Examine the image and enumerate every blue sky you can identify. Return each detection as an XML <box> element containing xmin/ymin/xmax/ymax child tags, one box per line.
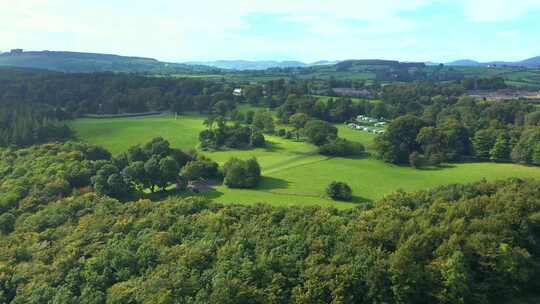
<box><xmin>1</xmin><ymin>0</ymin><xmax>540</xmax><ymax>63</ymax></box>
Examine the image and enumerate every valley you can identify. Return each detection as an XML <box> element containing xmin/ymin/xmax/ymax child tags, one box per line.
<box><xmin>72</xmin><ymin>113</ymin><xmax>540</xmax><ymax>208</ymax></box>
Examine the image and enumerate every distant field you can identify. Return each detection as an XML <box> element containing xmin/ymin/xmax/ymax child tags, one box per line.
<box><xmin>72</xmin><ymin>115</ymin><xmax>204</xmax><ymax>155</ymax></box>
<box><xmin>312</xmin><ymin>95</ymin><xmax>382</xmax><ymax>105</ymax></box>
<box><xmin>72</xmin><ymin>115</ymin><xmax>540</xmax><ymax>208</ymax></box>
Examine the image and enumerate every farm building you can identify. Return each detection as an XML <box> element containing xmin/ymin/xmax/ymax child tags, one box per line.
<box><xmin>233</xmin><ymin>88</ymin><xmax>243</xmax><ymax>96</ymax></box>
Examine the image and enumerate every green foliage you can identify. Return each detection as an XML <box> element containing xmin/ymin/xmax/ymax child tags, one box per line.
<box><xmin>375</xmin><ymin>115</ymin><xmax>426</xmax><ymax>164</ymax></box>
<box><xmin>490</xmin><ymin>133</ymin><xmax>512</xmax><ymax>161</ymax></box>
<box><xmin>512</xmin><ymin>128</ymin><xmax>540</xmax><ymax>164</ymax></box>
<box><xmin>0</xmin><ymin>212</ymin><xmax>15</xmax><ymax>234</ymax></box>
<box><xmin>0</xmin><ymin>71</ymin><xmax>215</xmax><ymax>115</ymax></box>
<box><xmin>525</xmin><ymin>111</ymin><xmax>540</xmax><ymax>126</ymax></box>
<box><xmin>462</xmin><ymin>77</ymin><xmax>507</xmax><ymax>90</ymax></box>
<box><xmin>0</xmin><ymin>104</ymin><xmax>73</xmax><ymax>147</ymax></box>
<box><xmin>303</xmin><ymin>119</ymin><xmax>338</xmax><ymax>146</ymax></box>
<box><xmin>473</xmin><ymin>129</ymin><xmax>497</xmax><ymax>158</ymax></box>
<box><xmin>244</xmin><ymin>110</ymin><xmax>255</xmax><ymax>124</ymax></box>
<box><xmin>438</xmin><ymin>118</ymin><xmax>471</xmax><ymax>161</ymax></box>
<box><xmin>91</xmin><ymin>164</ymin><xmax>131</xmax><ymax>198</ymax></box>
<box><xmin>223</xmin><ymin>157</ymin><xmax>261</xmax><ymax>188</ymax></box>
<box><xmin>416</xmin><ymin>126</ymin><xmax>445</xmax><ymax>162</ymax></box>
<box><xmin>533</xmin><ymin>142</ymin><xmax>540</xmax><ymax>165</ymax></box>
<box><xmin>289</xmin><ymin>112</ymin><xmax>311</xmax><ymax>140</ymax></box>
<box><xmin>199</xmin><ymin>121</ymin><xmax>265</xmax><ymax>150</ymax></box>
<box><xmin>252</xmin><ymin>110</ymin><xmax>275</xmax><ymax>134</ymax></box>
<box><xmin>181</xmin><ymin>157</ymin><xmax>219</xmax><ymax>181</ymax></box>
<box><xmin>409</xmin><ymin>151</ymin><xmax>422</xmax><ymax>168</ymax></box>
<box><xmin>326</xmin><ymin>181</ymin><xmax>353</xmax><ymax>201</ymax></box>
<box><xmin>250</xmin><ymin>131</ymin><xmax>266</xmax><ymax>148</ymax></box>
<box><xmin>0</xmin><ymin>141</ymin><xmax>540</xmax><ymax>303</ymax></box>
<box><xmin>117</xmin><ymin>137</ymin><xmax>192</xmax><ymax>193</ymax></box>
<box><xmin>319</xmin><ymin>138</ymin><xmax>365</xmax><ymax>157</ymax></box>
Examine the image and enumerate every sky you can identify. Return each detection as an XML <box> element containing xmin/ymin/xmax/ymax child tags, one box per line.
<box><xmin>1</xmin><ymin>0</ymin><xmax>540</xmax><ymax>63</ymax></box>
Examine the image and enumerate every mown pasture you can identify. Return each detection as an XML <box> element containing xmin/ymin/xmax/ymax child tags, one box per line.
<box><xmin>72</xmin><ymin>114</ymin><xmax>540</xmax><ymax>208</ymax></box>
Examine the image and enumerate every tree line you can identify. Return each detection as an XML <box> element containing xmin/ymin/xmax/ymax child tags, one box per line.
<box><xmin>375</xmin><ymin>92</ymin><xmax>540</xmax><ymax>166</ymax></box>
<box><xmin>0</xmin><ymin>104</ymin><xmax>73</xmax><ymax>147</ymax></box>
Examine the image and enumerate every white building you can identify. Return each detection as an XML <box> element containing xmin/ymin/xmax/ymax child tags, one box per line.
<box><xmin>233</xmin><ymin>88</ymin><xmax>243</xmax><ymax>96</ymax></box>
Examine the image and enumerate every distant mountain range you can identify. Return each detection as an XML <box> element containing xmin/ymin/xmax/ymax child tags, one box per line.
<box><xmin>446</xmin><ymin>56</ymin><xmax>540</xmax><ymax>68</ymax></box>
<box><xmin>183</xmin><ymin>60</ymin><xmax>339</xmax><ymax>70</ymax></box>
<box><xmin>0</xmin><ymin>50</ymin><xmax>215</xmax><ymax>73</ymax></box>
<box><xmin>1</xmin><ymin>49</ymin><xmax>539</xmax><ymax>73</ymax></box>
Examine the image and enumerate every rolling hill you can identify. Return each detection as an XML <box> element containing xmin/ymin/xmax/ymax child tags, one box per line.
<box><xmin>447</xmin><ymin>56</ymin><xmax>540</xmax><ymax>68</ymax></box>
<box><xmin>184</xmin><ymin>59</ymin><xmax>339</xmax><ymax>70</ymax></box>
<box><xmin>0</xmin><ymin>50</ymin><xmax>217</xmax><ymax>74</ymax></box>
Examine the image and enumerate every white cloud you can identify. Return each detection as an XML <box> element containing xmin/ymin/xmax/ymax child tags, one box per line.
<box><xmin>497</xmin><ymin>30</ymin><xmax>519</xmax><ymax>38</ymax></box>
<box><xmin>460</xmin><ymin>0</ymin><xmax>540</xmax><ymax>22</ymax></box>
<box><xmin>0</xmin><ymin>0</ymin><xmax>435</xmax><ymax>59</ymax></box>
<box><xmin>0</xmin><ymin>0</ymin><xmax>539</xmax><ymax>61</ymax></box>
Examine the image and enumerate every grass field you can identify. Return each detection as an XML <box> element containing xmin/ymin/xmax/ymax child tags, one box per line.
<box><xmin>72</xmin><ymin>115</ymin><xmax>204</xmax><ymax>155</ymax></box>
<box><xmin>71</xmin><ymin>115</ymin><xmax>540</xmax><ymax>209</ymax></box>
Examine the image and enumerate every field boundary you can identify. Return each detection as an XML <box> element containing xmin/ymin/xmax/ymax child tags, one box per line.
<box><xmin>80</xmin><ymin>111</ymin><xmax>166</xmax><ymax>119</ymax></box>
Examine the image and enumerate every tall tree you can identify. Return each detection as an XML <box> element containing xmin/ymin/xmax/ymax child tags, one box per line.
<box><xmin>490</xmin><ymin>133</ymin><xmax>511</xmax><ymax>161</ymax></box>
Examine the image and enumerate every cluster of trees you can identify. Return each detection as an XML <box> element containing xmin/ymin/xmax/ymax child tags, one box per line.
<box><xmin>319</xmin><ymin>138</ymin><xmax>365</xmax><ymax>157</ymax></box>
<box><xmin>375</xmin><ymin>95</ymin><xmax>540</xmax><ymax>167</ymax></box>
<box><xmin>276</xmin><ymin>94</ymin><xmax>386</xmax><ymax>123</ymax></box>
<box><xmin>0</xmin><ymin>104</ymin><xmax>73</xmax><ymax>147</ymax></box>
<box><xmin>199</xmin><ymin>118</ymin><xmax>266</xmax><ymax>150</ymax></box>
<box><xmin>107</xmin><ymin>137</ymin><xmax>192</xmax><ymax>194</ymax></box>
<box><xmin>282</xmin><ymin>113</ymin><xmax>365</xmax><ymax>157</ymax></box>
<box><xmin>0</xmin><ymin>138</ymin><xmax>221</xmax><ymax>209</ymax></box>
<box><xmin>111</xmin><ymin>137</ymin><xmax>221</xmax><ymax>196</ymax></box>
<box><xmin>462</xmin><ymin>77</ymin><xmax>507</xmax><ymax>90</ymax></box>
<box><xmin>470</xmin><ymin>110</ymin><xmax>540</xmax><ymax>165</ymax></box>
<box><xmin>250</xmin><ymin>110</ymin><xmax>275</xmax><ymax>133</ymax></box>
<box><xmin>223</xmin><ymin>157</ymin><xmax>261</xmax><ymax>188</ymax></box>
<box><xmin>381</xmin><ymin>82</ymin><xmax>464</xmax><ymax>117</ymax></box>
<box><xmin>1</xmin><ymin>145</ymin><xmax>539</xmax><ymax>304</ymax></box>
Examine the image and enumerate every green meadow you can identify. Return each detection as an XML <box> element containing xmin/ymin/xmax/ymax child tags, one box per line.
<box><xmin>71</xmin><ymin>115</ymin><xmax>540</xmax><ymax>209</ymax></box>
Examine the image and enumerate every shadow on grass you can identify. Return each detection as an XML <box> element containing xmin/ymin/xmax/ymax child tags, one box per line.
<box><xmin>202</xmin><ymin>188</ymin><xmax>225</xmax><ymax>200</ymax></box>
<box><xmin>351</xmin><ymin>195</ymin><xmax>373</xmax><ymax>204</ymax></box>
<box><xmin>416</xmin><ymin>164</ymin><xmax>456</xmax><ymax>171</ymax></box>
<box><xmin>145</xmin><ymin>183</ymin><xmax>225</xmax><ymax>201</ymax></box>
<box><xmin>339</xmin><ymin>153</ymin><xmax>371</xmax><ymax>161</ymax></box>
<box><xmin>145</xmin><ymin>188</ymin><xmax>188</xmax><ymax>201</ymax></box>
<box><xmin>263</xmin><ymin>141</ymin><xmax>285</xmax><ymax>152</ymax></box>
<box><xmin>257</xmin><ymin>176</ymin><xmax>291</xmax><ymax>191</ymax></box>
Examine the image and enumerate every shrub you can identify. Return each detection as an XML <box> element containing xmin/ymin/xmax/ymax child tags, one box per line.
<box><xmin>319</xmin><ymin>138</ymin><xmax>365</xmax><ymax>157</ymax></box>
<box><xmin>181</xmin><ymin>158</ymin><xmax>219</xmax><ymax>181</ymax></box>
<box><xmin>223</xmin><ymin>158</ymin><xmax>261</xmax><ymax>188</ymax></box>
<box><xmin>326</xmin><ymin>181</ymin><xmax>353</xmax><ymax>201</ymax></box>
<box><xmin>0</xmin><ymin>212</ymin><xmax>16</xmax><ymax>234</ymax></box>
<box><xmin>303</xmin><ymin>120</ymin><xmax>338</xmax><ymax>146</ymax></box>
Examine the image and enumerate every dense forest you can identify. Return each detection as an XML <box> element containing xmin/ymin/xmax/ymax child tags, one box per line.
<box><xmin>0</xmin><ymin>142</ymin><xmax>539</xmax><ymax>303</ymax></box>
<box><xmin>0</xmin><ymin>71</ymin><xmax>214</xmax><ymax>115</ymax></box>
